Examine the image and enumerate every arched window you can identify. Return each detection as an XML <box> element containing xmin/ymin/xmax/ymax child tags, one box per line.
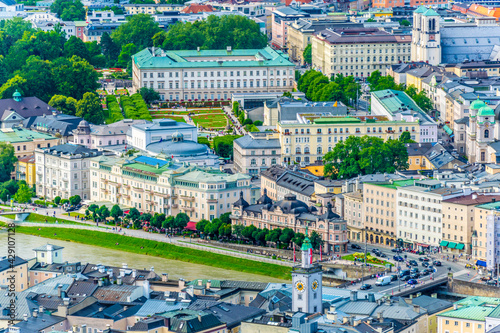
<box><xmin>304</xmin><ymin>146</ymin><xmax>310</xmax><ymax>154</ymax></box>
<box><xmin>296</xmin><ymin>147</ymin><xmax>301</xmax><ymax>154</ymax></box>
<box><xmin>485</xmin><ymin>129</ymin><xmax>489</xmax><ymax>138</ymax></box>
<box><xmin>317</xmin><ymin>146</ymin><xmax>322</xmax><ymax>154</ymax></box>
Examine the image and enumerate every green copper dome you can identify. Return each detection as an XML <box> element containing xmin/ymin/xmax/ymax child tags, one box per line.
<box><xmin>470</xmin><ymin>99</ymin><xmax>486</xmax><ymax>110</ymax></box>
<box><xmin>12</xmin><ymin>89</ymin><xmax>21</xmax><ymax>102</ymax></box>
<box><xmin>414</xmin><ymin>6</ymin><xmax>427</xmax><ymax>13</ymax></box>
<box><xmin>301</xmin><ymin>227</ymin><xmax>313</xmax><ymax>251</ymax></box>
<box><xmin>478</xmin><ymin>105</ymin><xmax>495</xmax><ymax>117</ymax></box>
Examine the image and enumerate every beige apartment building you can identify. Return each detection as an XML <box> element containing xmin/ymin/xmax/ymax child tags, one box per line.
<box><xmin>233</xmin><ymin>132</ymin><xmax>281</xmax><ymax>175</ymax></box>
<box><xmin>312</xmin><ymin>28</ymin><xmax>411</xmax><ymax>78</ymax></box>
<box><xmin>277</xmin><ymin>114</ymin><xmax>420</xmax><ymax>164</ymax></box>
<box><xmin>0</xmin><ymin>257</ymin><xmax>28</xmax><ymax>292</ymax></box>
<box><xmin>343</xmin><ymin>190</ymin><xmax>364</xmax><ymax>242</ymax></box>
<box><xmin>90</xmin><ymin>155</ymin><xmax>251</xmax><ymax>222</ymax></box>
<box><xmin>472</xmin><ymin>199</ymin><xmax>500</xmax><ymax>262</ymax></box>
<box><xmin>0</xmin><ymin>127</ymin><xmax>59</xmax><ymax>159</ymax></box>
<box><xmin>123</xmin><ymin>3</ymin><xmax>183</xmax><ymax>14</ymax></box>
<box><xmin>132</xmin><ymin>46</ymin><xmax>294</xmax><ymax>101</ymax></box>
<box><xmin>362</xmin><ymin>181</ymin><xmax>411</xmax><ymax>247</ymax></box>
<box><xmin>441</xmin><ymin>194</ymin><xmax>500</xmax><ymax>256</ymax></box>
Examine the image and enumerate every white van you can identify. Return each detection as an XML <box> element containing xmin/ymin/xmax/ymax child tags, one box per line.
<box><xmin>375</xmin><ymin>276</ymin><xmax>391</xmax><ymax>286</ymax></box>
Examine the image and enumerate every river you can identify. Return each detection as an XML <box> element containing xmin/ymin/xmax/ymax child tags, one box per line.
<box><xmin>0</xmin><ymin>232</ymin><xmax>287</xmax><ymax>283</ymax></box>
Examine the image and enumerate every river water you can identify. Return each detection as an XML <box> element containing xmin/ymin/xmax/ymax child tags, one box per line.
<box><xmin>0</xmin><ymin>232</ymin><xmax>287</xmax><ymax>283</ymax></box>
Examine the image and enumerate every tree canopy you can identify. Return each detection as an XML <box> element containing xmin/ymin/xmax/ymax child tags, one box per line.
<box><xmin>50</xmin><ymin>0</ymin><xmax>85</xmax><ymax>21</ymax></box>
<box><xmin>323</xmin><ymin>135</ymin><xmax>409</xmax><ymax>179</ymax></box>
<box><xmin>213</xmin><ymin>135</ymin><xmax>242</xmax><ymax>159</ymax></box>
<box><xmin>0</xmin><ymin>143</ymin><xmax>16</xmax><ymax>182</ymax></box>
<box><xmin>154</xmin><ymin>15</ymin><xmax>267</xmax><ymax>50</ymax></box>
<box><xmin>112</xmin><ymin>14</ymin><xmax>161</xmax><ymax>50</ymax></box>
<box><xmin>297</xmin><ymin>70</ymin><xmax>360</xmax><ymax>106</ymax></box>
<box><xmin>76</xmin><ymin>92</ymin><xmax>105</xmax><ymax>124</ymax></box>
<box><xmin>303</xmin><ymin>44</ymin><xmax>312</xmax><ymax>64</ymax></box>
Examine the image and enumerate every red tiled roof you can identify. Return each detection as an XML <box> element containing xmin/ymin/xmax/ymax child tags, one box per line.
<box><xmin>181</xmin><ymin>4</ymin><xmax>214</xmax><ymax>13</ymax></box>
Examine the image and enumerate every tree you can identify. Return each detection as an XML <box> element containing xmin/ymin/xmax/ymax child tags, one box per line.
<box><xmin>213</xmin><ymin>135</ymin><xmax>242</xmax><ymax>159</ymax></box>
<box><xmin>0</xmin><ymin>75</ymin><xmax>27</xmax><ymax>100</ymax></box>
<box><xmin>116</xmin><ymin>43</ymin><xmax>136</xmax><ymax>69</ymax></box>
<box><xmin>49</xmin><ymin>95</ymin><xmax>78</xmax><ymax>115</ymax></box>
<box><xmin>253</xmin><ymin>120</ymin><xmax>263</xmax><ymax>126</ymax></box>
<box><xmin>52</xmin><ymin>56</ymin><xmax>99</xmax><ymax>100</ymax></box>
<box><xmin>412</xmin><ymin>90</ymin><xmax>433</xmax><ymax>113</ymax></box>
<box><xmin>309</xmin><ymin>231</ymin><xmax>324</xmax><ymax>250</ymax></box>
<box><xmin>76</xmin><ymin>92</ymin><xmax>105</xmax><ymax>125</ymax></box>
<box><xmin>139</xmin><ymin>87</ymin><xmax>160</xmax><ymax>104</ymax></box>
<box><xmin>399</xmin><ymin>131</ymin><xmax>415</xmax><ymax>144</ymax></box>
<box><xmin>219</xmin><ymin>223</ymin><xmax>232</xmax><ymax>238</ymax></box>
<box><xmin>13</xmin><ymin>184</ymin><xmax>33</xmax><ymax>204</ymax></box>
<box><xmin>303</xmin><ymin>44</ymin><xmax>312</xmax><ymax>64</ymax></box>
<box><xmin>323</xmin><ymin>135</ymin><xmax>409</xmax><ymax>179</ymax></box>
<box><xmin>366</xmin><ymin>70</ymin><xmax>404</xmax><ymax>92</ymax></box>
<box><xmin>196</xmin><ymin>219</ymin><xmax>210</xmax><ymax>234</ymax></box>
<box><xmin>141</xmin><ymin>213</ymin><xmax>152</xmax><ymax>222</ymax></box>
<box><xmin>100</xmin><ymin>32</ymin><xmax>120</xmax><ymax>68</ymax></box>
<box><xmin>150</xmin><ymin>213</ymin><xmax>165</xmax><ymax>229</ymax></box>
<box><xmin>242</xmin><ymin>225</ymin><xmax>257</xmax><ymax>243</ymax></box>
<box><xmin>198</xmin><ymin>136</ymin><xmax>210</xmax><ymax>147</ymax></box>
<box><xmin>64</xmin><ymin>36</ymin><xmax>89</xmax><ymax>60</ymax></box>
<box><xmin>127</xmin><ymin>207</ymin><xmax>141</xmax><ymax>226</ymax></box>
<box><xmin>233</xmin><ymin>224</ymin><xmax>244</xmax><ymax>242</ymax></box>
<box><xmin>112</xmin><ymin>14</ymin><xmax>161</xmax><ymax>50</ymax></box>
<box><xmin>174</xmin><ymin>212</ymin><xmax>189</xmax><ymax>232</ymax></box>
<box><xmin>400</xmin><ymin>19</ymin><xmax>411</xmax><ymax>26</ymax></box>
<box><xmin>162</xmin><ymin>215</ymin><xmax>175</xmax><ymax>231</ymax></box>
<box><xmin>69</xmin><ymin>195</ymin><xmax>81</xmax><ymax>206</ymax></box>
<box><xmin>279</xmin><ymin>228</ymin><xmax>295</xmax><ymax>248</ymax></box>
<box><xmin>232</xmin><ymin>101</ymin><xmax>239</xmax><ymax>115</ymax></box>
<box><xmin>0</xmin><ymin>189</ymin><xmax>9</xmax><ymax>203</ymax></box>
<box><xmin>159</xmin><ymin>15</ymin><xmax>266</xmax><ymax>51</ymax></box>
<box><xmin>54</xmin><ymin>196</ymin><xmax>61</xmax><ymax>205</ymax></box>
<box><xmin>254</xmin><ymin>228</ymin><xmax>269</xmax><ymax>246</ymax></box>
<box><xmin>0</xmin><ymin>143</ymin><xmax>16</xmax><ymax>182</ymax></box>
<box><xmin>17</xmin><ymin>57</ymin><xmax>57</xmax><ymax>102</ymax></box>
<box><xmin>266</xmin><ymin>228</ymin><xmax>282</xmax><ymax>247</ymax></box>
<box><xmin>51</xmin><ymin>0</ymin><xmax>85</xmax><ymax>20</ymax></box>
<box><xmin>98</xmin><ymin>205</ymin><xmax>110</xmax><ymax>221</ymax></box>
<box><xmin>292</xmin><ymin>232</ymin><xmax>305</xmax><ymax>248</ymax></box>
<box><xmin>110</xmin><ymin>204</ymin><xmax>123</xmax><ymax>223</ymax></box>
<box><xmin>366</xmin><ymin>18</ymin><xmax>375</xmax><ymax>22</ymax></box>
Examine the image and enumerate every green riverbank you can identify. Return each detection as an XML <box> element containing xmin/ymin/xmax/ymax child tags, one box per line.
<box><xmin>16</xmin><ymin>226</ymin><xmax>292</xmax><ymax>280</ymax></box>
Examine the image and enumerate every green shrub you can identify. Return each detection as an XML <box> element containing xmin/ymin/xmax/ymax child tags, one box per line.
<box><xmin>106</xmin><ymin>95</ymin><xmax>124</xmax><ymax>123</ymax></box>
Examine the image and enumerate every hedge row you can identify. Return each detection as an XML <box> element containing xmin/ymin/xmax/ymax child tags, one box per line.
<box><xmin>106</xmin><ymin>95</ymin><xmax>124</xmax><ymax>123</ymax></box>
<box><xmin>130</xmin><ymin>93</ymin><xmax>152</xmax><ymax>121</ymax></box>
<box><xmin>120</xmin><ymin>95</ymin><xmax>136</xmax><ymax>119</ymax></box>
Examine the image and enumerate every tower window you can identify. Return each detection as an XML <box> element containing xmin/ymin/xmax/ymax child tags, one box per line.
<box><xmin>485</xmin><ymin>130</ymin><xmax>489</xmax><ymax>138</ymax></box>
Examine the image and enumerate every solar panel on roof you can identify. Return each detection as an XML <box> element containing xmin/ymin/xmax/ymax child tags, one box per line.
<box><xmin>134</xmin><ymin>156</ymin><xmax>168</xmax><ymax>168</ymax></box>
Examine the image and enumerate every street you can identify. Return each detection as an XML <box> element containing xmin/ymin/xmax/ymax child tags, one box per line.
<box><xmin>342</xmin><ymin>241</ymin><xmax>470</xmax><ymax>294</ymax></box>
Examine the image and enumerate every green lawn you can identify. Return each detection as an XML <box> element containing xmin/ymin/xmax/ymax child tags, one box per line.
<box><xmin>16</xmin><ymin>227</ymin><xmax>292</xmax><ymax>280</ymax></box>
<box><xmin>342</xmin><ymin>253</ymin><xmax>393</xmax><ymax>267</ymax></box>
<box><xmin>151</xmin><ymin>115</ymin><xmax>186</xmax><ymax>123</ymax></box>
<box><xmin>191</xmin><ymin>114</ymin><xmax>228</xmax><ymax>128</ymax></box>
<box><xmin>3</xmin><ymin>213</ymin><xmax>86</xmax><ymax>226</ymax></box>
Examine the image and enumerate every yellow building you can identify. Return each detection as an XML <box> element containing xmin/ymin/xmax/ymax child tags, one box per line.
<box><xmin>16</xmin><ymin>155</ymin><xmax>36</xmax><ymax>186</ymax></box>
<box><xmin>445</xmin><ymin>61</ymin><xmax>500</xmax><ymax>77</ymax></box>
<box><xmin>437</xmin><ymin>296</ymin><xmax>500</xmax><ymax>333</ymax></box>
<box><xmin>411</xmin><ymin>295</ymin><xmax>453</xmax><ymax>333</ymax></box>
<box><xmin>0</xmin><ymin>257</ymin><xmax>29</xmax><ymax>292</ymax></box>
<box><xmin>311</xmin><ymin>27</ymin><xmax>411</xmax><ymax>78</ymax></box>
<box><xmin>405</xmin><ymin>142</ymin><xmax>466</xmax><ymax>171</ymax></box>
<box><xmin>277</xmin><ymin>115</ymin><xmax>419</xmax><ymax>164</ymax></box>
<box><xmin>343</xmin><ymin>190</ymin><xmax>364</xmax><ymax>241</ymax></box>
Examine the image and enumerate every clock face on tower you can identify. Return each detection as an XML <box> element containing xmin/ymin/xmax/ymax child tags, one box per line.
<box><xmin>295</xmin><ymin>281</ymin><xmax>305</xmax><ymax>293</ymax></box>
<box><xmin>312</xmin><ymin>280</ymin><xmax>319</xmax><ymax>291</ymax></box>
<box><xmin>429</xmin><ymin>34</ymin><xmax>435</xmax><ymax>41</ymax></box>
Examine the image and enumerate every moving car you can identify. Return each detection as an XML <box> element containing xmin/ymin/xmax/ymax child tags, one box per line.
<box><xmin>487</xmin><ymin>280</ymin><xmax>498</xmax><ymax>286</ymax></box>
<box><xmin>407</xmin><ymin>279</ymin><xmax>418</xmax><ymax>285</ymax></box>
<box><xmin>433</xmin><ymin>260</ymin><xmax>442</xmax><ymax>266</ymax></box>
<box><xmin>375</xmin><ymin>276</ymin><xmax>392</xmax><ymax>286</ymax></box>
<box><xmin>351</xmin><ymin>244</ymin><xmax>361</xmax><ymax>250</ymax></box>
<box><xmin>390</xmin><ymin>274</ymin><xmax>398</xmax><ymax>281</ymax></box>
<box><xmin>481</xmin><ymin>276</ymin><xmax>492</xmax><ymax>282</ymax></box>
<box><xmin>410</xmin><ymin>273</ymin><xmax>420</xmax><ymax>279</ymax></box>
<box><xmin>393</xmin><ymin>256</ymin><xmax>404</xmax><ymax>262</ymax></box>
<box><xmin>409</xmin><ymin>260</ymin><xmax>418</xmax><ymax>266</ymax></box>
<box><xmin>360</xmin><ymin>284</ymin><xmax>372</xmax><ymax>290</ymax></box>
<box><xmin>400</xmin><ymin>275</ymin><xmax>411</xmax><ymax>281</ymax></box>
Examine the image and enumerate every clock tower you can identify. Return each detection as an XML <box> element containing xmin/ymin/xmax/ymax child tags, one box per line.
<box><xmin>292</xmin><ymin>228</ymin><xmax>323</xmax><ymax>314</ymax></box>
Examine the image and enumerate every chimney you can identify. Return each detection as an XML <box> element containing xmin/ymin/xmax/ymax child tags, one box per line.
<box><xmin>179</xmin><ymin>292</ymin><xmax>186</xmax><ymax>300</ymax></box>
<box><xmin>197</xmin><ymin>46</ymin><xmax>200</xmax><ymax>52</ymax></box>
<box><xmin>63</xmin><ymin>298</ymin><xmax>70</xmax><ymax>306</ymax></box>
<box><xmin>413</xmin><ymin>305</ymin><xmax>420</xmax><ymax>313</ymax></box>
<box><xmin>350</xmin><ymin>290</ymin><xmax>358</xmax><ymax>302</ymax></box>
<box><xmin>126</xmin><ymin>296</ymin><xmax>131</xmax><ymax>303</ymax></box>
<box><xmin>38</xmin><ymin>306</ymin><xmax>44</xmax><ymax>314</ymax></box>
<box><xmin>349</xmin><ymin>316</ymin><xmax>355</xmax><ymax>326</ymax></box>
<box><xmin>431</xmin><ymin>293</ymin><xmax>438</xmax><ymax>298</ymax></box>
<box><xmin>122</xmin><ymin>263</ymin><xmax>128</xmax><ymax>269</ymax></box>
<box><xmin>454</xmin><ymin>304</ymin><xmax>457</xmax><ymax>310</ymax></box>
<box><xmin>82</xmin><ymin>324</ymin><xmax>87</xmax><ymax>333</ymax></box>
<box><xmin>143</xmin><ymin>280</ymin><xmax>150</xmax><ymax>299</ymax></box>
<box><xmin>57</xmin><ymin>285</ymin><xmax>62</xmax><ymax>297</ymax></box>
<box><xmin>493</xmin><ymin>198</ymin><xmax>496</xmax><ymax>203</ymax></box>
<box><xmin>377</xmin><ymin>311</ymin><xmax>383</xmax><ymax>321</ymax></box>
<box><xmin>198</xmin><ymin>313</ymin><xmax>202</xmax><ymax>322</ymax></box>
<box><xmin>206</xmin><ymin>280</ymin><xmax>211</xmax><ymax>290</ymax></box>
<box><xmin>32</xmin><ymin>310</ymin><xmax>38</xmax><ymax>318</ymax></box>
<box><xmin>227</xmin><ymin>46</ymin><xmax>232</xmax><ymax>53</ymax></box>
<box><xmin>330</xmin><ymin>305</ymin><xmax>336</xmax><ymax>312</ymax></box>
<box><xmin>164</xmin><ymin>291</ymin><xmax>171</xmax><ymax>298</ymax></box>
<box><xmin>326</xmin><ymin>311</ymin><xmax>338</xmax><ymax>322</ymax></box>
<box><xmin>150</xmin><ymin>266</ymin><xmax>154</xmax><ymax>272</ymax></box>
<box><xmin>23</xmin><ymin>314</ymin><xmax>28</xmax><ymax>322</ymax></box>
<box><xmin>179</xmin><ymin>278</ymin><xmax>185</xmax><ymax>289</ymax></box>
<box><xmin>132</xmin><ymin>270</ymin><xmax>137</xmax><ymax>278</ymax></box>
<box><xmin>161</xmin><ymin>273</ymin><xmax>168</xmax><ymax>282</ymax></box>
<box><xmin>98</xmin><ymin>279</ymin><xmax>103</xmax><ymax>287</ymax></box>
<box><xmin>98</xmin><ymin>266</ymin><xmax>105</xmax><ymax>274</ymax></box>
<box><xmin>472</xmin><ymin>194</ymin><xmax>477</xmax><ymax>200</ymax></box>
<box><xmin>117</xmin><ymin>277</ymin><xmax>122</xmax><ymax>285</ymax></box>
<box><xmin>198</xmin><ymin>279</ymin><xmax>203</xmax><ymax>286</ymax></box>
<box><xmin>368</xmin><ymin>293</ymin><xmax>375</xmax><ymax>303</ymax></box>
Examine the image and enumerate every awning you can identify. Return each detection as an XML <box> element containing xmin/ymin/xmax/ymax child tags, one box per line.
<box><xmin>456</xmin><ymin>243</ymin><xmax>465</xmax><ymax>250</ymax></box>
<box><xmin>440</xmin><ymin>240</ymin><xmax>449</xmax><ymax>247</ymax></box>
<box><xmin>448</xmin><ymin>242</ymin><xmax>457</xmax><ymax>249</ymax></box>
<box><xmin>416</xmin><ymin>243</ymin><xmax>430</xmax><ymax>247</ymax></box>
<box><xmin>477</xmin><ymin>260</ymin><xmax>487</xmax><ymax>267</ymax></box>
<box><xmin>184</xmin><ymin>221</ymin><xmax>197</xmax><ymax>231</ymax></box>
<box><xmin>443</xmin><ymin>125</ymin><xmax>453</xmax><ymax>136</ymax></box>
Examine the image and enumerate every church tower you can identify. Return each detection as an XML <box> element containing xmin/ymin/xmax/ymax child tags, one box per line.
<box><xmin>411</xmin><ymin>7</ymin><xmax>441</xmax><ymax>65</ymax></box>
<box><xmin>292</xmin><ymin>229</ymin><xmax>323</xmax><ymax>314</ymax></box>
<box><xmin>476</xmin><ymin>104</ymin><xmax>496</xmax><ymax>163</ymax></box>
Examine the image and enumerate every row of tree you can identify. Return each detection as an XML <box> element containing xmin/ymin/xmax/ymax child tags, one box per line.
<box><xmin>49</xmin><ymin>92</ymin><xmax>105</xmax><ymax>125</ymax></box>
<box><xmin>297</xmin><ymin>70</ymin><xmax>361</xmax><ymax>106</ymax></box>
<box><xmin>323</xmin><ymin>134</ymin><xmax>411</xmax><ymax>180</ymax></box>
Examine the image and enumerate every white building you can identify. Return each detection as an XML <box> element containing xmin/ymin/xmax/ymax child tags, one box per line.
<box><xmin>90</xmin><ymin>155</ymin><xmax>251</xmax><ymax>221</ymax></box>
<box><xmin>233</xmin><ymin>132</ymin><xmax>281</xmax><ymax>175</ymax></box>
<box><xmin>0</xmin><ymin>0</ymin><xmax>25</xmax><ymax>19</ymax></box>
<box><xmin>128</xmin><ymin>119</ymin><xmax>197</xmax><ymax>151</ymax></box>
<box><xmin>396</xmin><ymin>180</ymin><xmax>468</xmax><ymax>251</ymax></box>
<box><xmin>131</xmin><ymin>46</ymin><xmax>295</xmax><ymax>101</ymax></box>
<box><xmin>486</xmin><ymin>214</ymin><xmax>500</xmax><ymax>272</ymax></box>
<box><xmin>35</xmin><ymin>144</ymin><xmax>102</xmax><ymax>201</ymax></box>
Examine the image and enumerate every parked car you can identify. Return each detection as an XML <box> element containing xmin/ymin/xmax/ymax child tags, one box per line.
<box><xmin>400</xmin><ymin>275</ymin><xmax>411</xmax><ymax>281</ymax></box>
<box><xmin>420</xmin><ymin>269</ymin><xmax>431</xmax><ymax>276</ymax></box>
<box><xmin>481</xmin><ymin>276</ymin><xmax>492</xmax><ymax>282</ymax></box>
<box><xmin>433</xmin><ymin>260</ymin><xmax>442</xmax><ymax>266</ymax></box>
<box><xmin>351</xmin><ymin>244</ymin><xmax>361</xmax><ymax>250</ymax></box>
<box><xmin>393</xmin><ymin>256</ymin><xmax>404</xmax><ymax>262</ymax></box>
<box><xmin>407</xmin><ymin>279</ymin><xmax>418</xmax><ymax>285</ymax></box>
<box><xmin>410</xmin><ymin>267</ymin><xmax>419</xmax><ymax>274</ymax></box>
<box><xmin>419</xmin><ymin>257</ymin><xmax>425</xmax><ymax>262</ymax></box>
<box><xmin>390</xmin><ymin>274</ymin><xmax>399</xmax><ymax>281</ymax></box>
<box><xmin>422</xmin><ymin>258</ymin><xmax>430</xmax><ymax>262</ymax></box>
<box><xmin>399</xmin><ymin>269</ymin><xmax>410</xmax><ymax>277</ymax></box>
<box><xmin>465</xmin><ymin>263</ymin><xmax>475</xmax><ymax>269</ymax></box>
<box><xmin>409</xmin><ymin>260</ymin><xmax>418</xmax><ymax>267</ymax></box>
<box><xmin>410</xmin><ymin>273</ymin><xmax>420</xmax><ymax>279</ymax></box>
<box><xmin>422</xmin><ymin>262</ymin><xmax>429</xmax><ymax>267</ymax></box>
<box><xmin>379</xmin><ymin>253</ymin><xmax>387</xmax><ymax>258</ymax></box>
<box><xmin>360</xmin><ymin>284</ymin><xmax>372</xmax><ymax>290</ymax></box>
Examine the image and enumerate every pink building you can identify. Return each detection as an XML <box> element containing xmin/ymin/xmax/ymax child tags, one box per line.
<box><xmin>271</xmin><ymin>7</ymin><xmax>308</xmax><ymax>49</ymax></box>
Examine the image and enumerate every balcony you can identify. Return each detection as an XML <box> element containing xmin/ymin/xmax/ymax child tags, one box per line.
<box><xmin>181</xmin><ymin>195</ymin><xmax>195</xmax><ymax>202</ymax></box>
<box><xmin>181</xmin><ymin>206</ymin><xmax>195</xmax><ymax>212</ymax></box>
<box><xmin>102</xmin><ymin>178</ymin><xmax>108</xmax><ymax>183</ymax></box>
<box><xmin>157</xmin><ymin>193</ymin><xmax>171</xmax><ymax>199</ymax></box>
<box><xmin>207</xmin><ymin>198</ymin><xmax>217</xmax><ymax>203</ymax></box>
<box><xmin>171</xmin><ymin>204</ymin><xmax>178</xmax><ymax>209</ymax></box>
